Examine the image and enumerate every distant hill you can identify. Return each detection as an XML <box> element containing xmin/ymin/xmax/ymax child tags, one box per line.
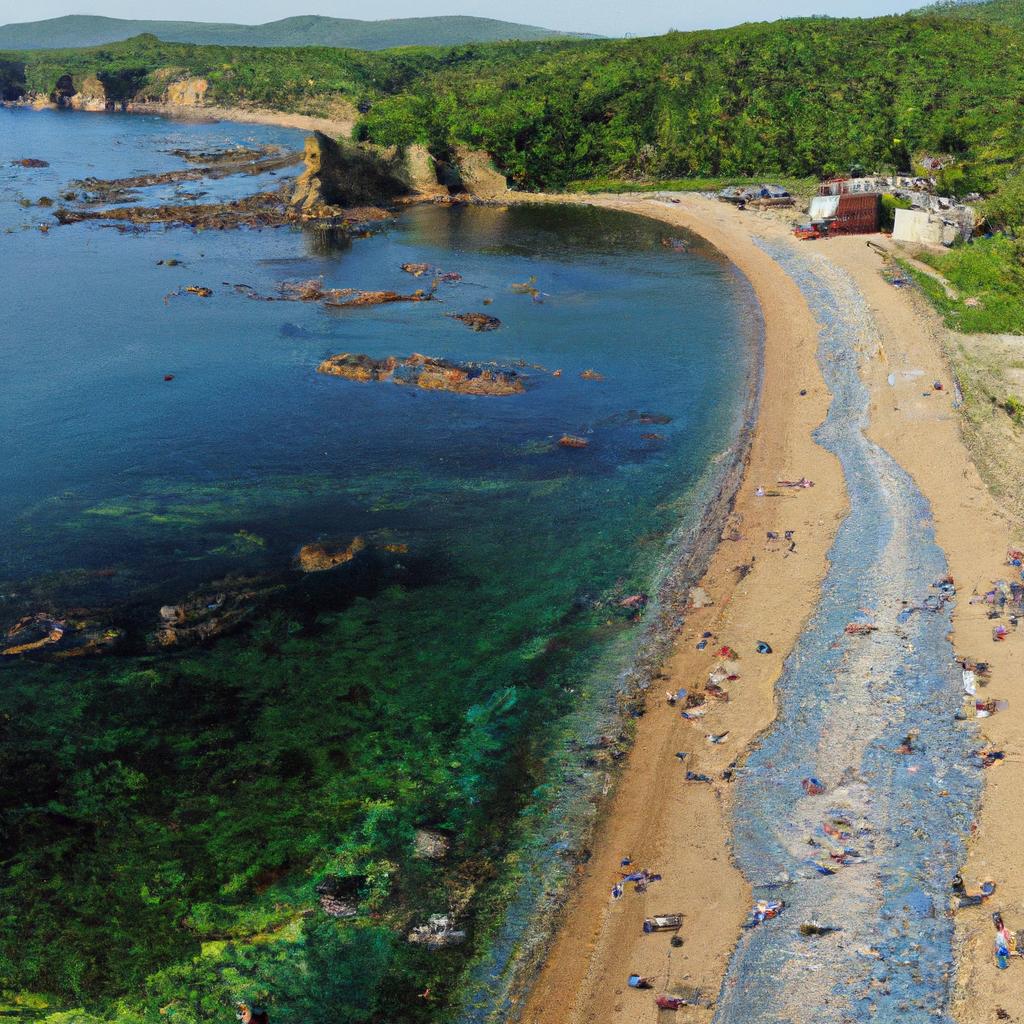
<box><xmin>0</xmin><ymin>14</ymin><xmax>596</xmax><ymax>51</ymax></box>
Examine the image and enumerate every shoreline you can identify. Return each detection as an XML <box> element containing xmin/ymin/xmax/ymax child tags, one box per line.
<box><xmin>457</xmin><ymin>232</ymin><xmax>767</xmax><ymax>1022</ymax></box>
<box><xmin>516</xmin><ymin>193</ymin><xmax>848</xmax><ymax>1024</ymax></box>
<box><xmin>7</xmin><ymin>98</ymin><xmax>1016</xmax><ymax>1018</ymax></box>
<box><xmin>4</xmin><ymin>98</ymin><xmax>355</xmax><ymax>139</ymax></box>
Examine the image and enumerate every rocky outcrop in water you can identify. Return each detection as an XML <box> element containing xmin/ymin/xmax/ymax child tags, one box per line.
<box><xmin>296</xmin><ymin>536</ymin><xmax>366</xmax><ymax>573</ymax></box>
<box><xmin>1</xmin><ymin>611</ymin><xmax>122</xmax><ymax>659</ymax></box>
<box><xmin>449</xmin><ymin>312</ymin><xmax>501</xmax><ymax>332</ymax></box>
<box><xmin>290</xmin><ymin>131</ymin><xmax>410</xmax><ymax>215</ymax></box>
<box><xmin>317</xmin><ymin>352</ymin><xmax>524</xmax><ymax>395</ymax></box>
<box><xmin>151</xmin><ymin>576</ymin><xmax>283</xmax><ymax>648</ymax></box>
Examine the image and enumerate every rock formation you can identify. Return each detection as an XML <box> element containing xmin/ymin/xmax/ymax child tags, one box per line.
<box><xmin>290</xmin><ymin>131</ymin><xmax>410</xmax><ymax>214</ymax></box>
<box><xmin>317</xmin><ymin>352</ymin><xmax>524</xmax><ymax>395</ymax></box>
<box><xmin>296</xmin><ymin>536</ymin><xmax>366</xmax><ymax>573</ymax></box>
<box><xmin>448</xmin><ymin>312</ymin><xmax>501</xmax><ymax>331</ymax></box>
<box><xmin>150</xmin><ymin>576</ymin><xmax>282</xmax><ymax>648</ymax></box>
<box><xmin>1</xmin><ymin>611</ymin><xmax>122</xmax><ymax>659</ymax></box>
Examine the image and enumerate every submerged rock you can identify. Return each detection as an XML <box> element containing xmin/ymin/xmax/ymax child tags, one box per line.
<box><xmin>413</xmin><ymin>828</ymin><xmax>451</xmax><ymax>860</ymax></box>
<box><xmin>448</xmin><ymin>312</ymin><xmax>501</xmax><ymax>332</ymax></box>
<box><xmin>296</xmin><ymin>536</ymin><xmax>366</xmax><ymax>573</ymax></box>
<box><xmin>408</xmin><ymin>914</ymin><xmax>467</xmax><ymax>949</ymax></box>
<box><xmin>401</xmin><ymin>262</ymin><xmax>432</xmax><ymax>277</ymax></box>
<box><xmin>317</xmin><ymin>352</ymin><xmax>524</xmax><ymax>396</ymax></box>
<box><xmin>315</xmin><ymin>875</ymin><xmax>363</xmax><ymax>919</ymax></box>
<box><xmin>559</xmin><ymin>435</ymin><xmax>590</xmax><ymax>448</ymax></box>
<box><xmin>150</xmin><ymin>576</ymin><xmax>282</xmax><ymax>648</ymax></box>
<box><xmin>1</xmin><ymin>611</ymin><xmax>122</xmax><ymax>659</ymax></box>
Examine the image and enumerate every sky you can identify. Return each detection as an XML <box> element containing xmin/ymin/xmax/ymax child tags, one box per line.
<box><xmin>0</xmin><ymin>0</ymin><xmax>934</xmax><ymax>37</ymax></box>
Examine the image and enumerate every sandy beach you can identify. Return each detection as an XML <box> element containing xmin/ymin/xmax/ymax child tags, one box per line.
<box><xmin>519</xmin><ymin>194</ymin><xmax>1022</xmax><ymax>1024</ymax></box>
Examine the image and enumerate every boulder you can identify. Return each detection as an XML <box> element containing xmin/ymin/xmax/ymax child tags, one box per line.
<box><xmin>413</xmin><ymin>828</ymin><xmax>451</xmax><ymax>860</ymax></box>
<box><xmin>296</xmin><ymin>536</ymin><xmax>366</xmax><ymax>573</ymax></box>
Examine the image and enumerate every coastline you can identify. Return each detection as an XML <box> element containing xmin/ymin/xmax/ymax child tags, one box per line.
<box><xmin>457</xmin><ymin>240</ymin><xmax>766</xmax><ymax>1022</ymax></box>
<box><xmin>5</xmin><ymin>97</ymin><xmax>355</xmax><ymax>139</ymax></box>
<box><xmin>517</xmin><ymin>193</ymin><xmax>848</xmax><ymax>1024</ymax></box>
<box><xmin>7</xmin><ymin>96</ymin><xmax>1016</xmax><ymax>1018</ymax></box>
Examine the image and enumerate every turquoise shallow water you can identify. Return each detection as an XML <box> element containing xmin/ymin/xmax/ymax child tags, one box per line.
<box><xmin>0</xmin><ymin>108</ymin><xmax>760</xmax><ymax>1021</ymax></box>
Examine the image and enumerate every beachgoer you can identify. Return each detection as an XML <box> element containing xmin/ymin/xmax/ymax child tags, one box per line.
<box><xmin>755</xmin><ymin>486</ymin><xmax>765</xmax><ymax>497</ymax></box>
<box><xmin>627</xmin><ymin>974</ymin><xmax>652</xmax><ymax>989</ymax></box>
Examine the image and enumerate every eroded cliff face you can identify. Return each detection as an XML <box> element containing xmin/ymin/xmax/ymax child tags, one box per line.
<box><xmin>163</xmin><ymin>76</ymin><xmax>209</xmax><ymax>106</ymax></box>
<box><xmin>289</xmin><ymin>130</ymin><xmax>411</xmax><ymax>214</ymax></box>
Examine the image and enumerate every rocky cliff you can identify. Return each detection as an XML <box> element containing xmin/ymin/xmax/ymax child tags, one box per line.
<box><xmin>290</xmin><ymin>131</ymin><xmax>411</xmax><ymax>214</ymax></box>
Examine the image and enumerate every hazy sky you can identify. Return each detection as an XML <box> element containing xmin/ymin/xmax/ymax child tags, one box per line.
<box><xmin>3</xmin><ymin>0</ymin><xmax>931</xmax><ymax>37</ymax></box>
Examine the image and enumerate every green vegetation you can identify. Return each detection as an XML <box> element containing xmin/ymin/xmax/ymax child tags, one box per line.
<box><xmin>0</xmin><ymin>544</ymin><xmax>638</xmax><ymax>1024</ymax></box>
<box><xmin>0</xmin><ymin>15</ymin><xmax>593</xmax><ymax>52</ymax></box>
<box><xmin>926</xmin><ymin>0</ymin><xmax>1024</xmax><ymax>30</ymax></box>
<box><xmin>907</xmin><ymin>236</ymin><xmax>1024</xmax><ymax>334</ymax></box>
<box><xmin>5</xmin><ymin>10</ymin><xmax>1024</xmax><ymax>193</ymax></box>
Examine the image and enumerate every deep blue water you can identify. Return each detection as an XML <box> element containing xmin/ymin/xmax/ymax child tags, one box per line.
<box><xmin>0</xmin><ymin>107</ymin><xmax>762</xmax><ymax>1019</ymax></box>
<box><xmin>1</xmin><ymin>108</ymin><xmax>758</xmax><ymax>612</ymax></box>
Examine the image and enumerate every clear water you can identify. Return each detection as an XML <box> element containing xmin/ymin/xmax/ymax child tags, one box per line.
<box><xmin>0</xmin><ymin>108</ymin><xmax>761</xmax><ymax>1018</ymax></box>
<box><xmin>714</xmin><ymin>242</ymin><xmax>980</xmax><ymax>1023</ymax></box>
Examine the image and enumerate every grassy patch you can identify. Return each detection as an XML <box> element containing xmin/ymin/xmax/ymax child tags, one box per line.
<box><xmin>912</xmin><ymin>235</ymin><xmax>1024</xmax><ymax>334</ymax></box>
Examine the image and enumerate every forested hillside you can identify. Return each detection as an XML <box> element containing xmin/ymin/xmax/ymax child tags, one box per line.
<box><xmin>3</xmin><ymin>11</ymin><xmax>1023</xmax><ymax>193</ymax></box>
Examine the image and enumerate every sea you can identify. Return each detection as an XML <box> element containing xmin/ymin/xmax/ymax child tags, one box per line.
<box><xmin>0</xmin><ymin>107</ymin><xmax>760</xmax><ymax>1022</ymax></box>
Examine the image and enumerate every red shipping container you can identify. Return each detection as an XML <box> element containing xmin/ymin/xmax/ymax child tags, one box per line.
<box><xmin>829</xmin><ymin>193</ymin><xmax>880</xmax><ymax>235</ymax></box>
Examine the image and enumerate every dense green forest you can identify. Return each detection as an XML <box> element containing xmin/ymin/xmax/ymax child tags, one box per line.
<box><xmin>3</xmin><ymin>8</ymin><xmax>1024</xmax><ymax>194</ymax></box>
<box><xmin>0</xmin><ymin>14</ymin><xmax>591</xmax><ymax>52</ymax></box>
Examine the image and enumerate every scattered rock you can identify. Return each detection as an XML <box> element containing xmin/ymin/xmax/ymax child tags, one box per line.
<box><xmin>54</xmin><ymin>190</ymin><xmax>295</xmax><ymax>230</ymax></box>
<box><xmin>559</xmin><ymin>435</ymin><xmax>590</xmax><ymax>448</ymax></box>
<box><xmin>413</xmin><ymin>828</ymin><xmax>451</xmax><ymax>860</ymax></box>
<box><xmin>296</xmin><ymin>536</ymin><xmax>366</xmax><ymax>573</ymax></box>
<box><xmin>401</xmin><ymin>262</ymin><xmax>432</xmax><ymax>277</ymax></box>
<box><xmin>12</xmin><ymin>158</ymin><xmax>48</xmax><ymax>168</ymax></box>
<box><xmin>408</xmin><ymin>914</ymin><xmax>467</xmax><ymax>949</ymax></box>
<box><xmin>317</xmin><ymin>352</ymin><xmax>524</xmax><ymax>396</ymax></box>
<box><xmin>580</xmin><ymin>369</ymin><xmax>604</xmax><ymax>381</ymax></box>
<box><xmin>1</xmin><ymin>611</ymin><xmax>122</xmax><ymax>659</ymax></box>
<box><xmin>150</xmin><ymin>576</ymin><xmax>281</xmax><ymax>648</ymax></box>
<box><xmin>448</xmin><ymin>312</ymin><xmax>501</xmax><ymax>332</ymax></box>
<box><xmin>315</xmin><ymin>875</ymin><xmax>363</xmax><ymax>919</ymax></box>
